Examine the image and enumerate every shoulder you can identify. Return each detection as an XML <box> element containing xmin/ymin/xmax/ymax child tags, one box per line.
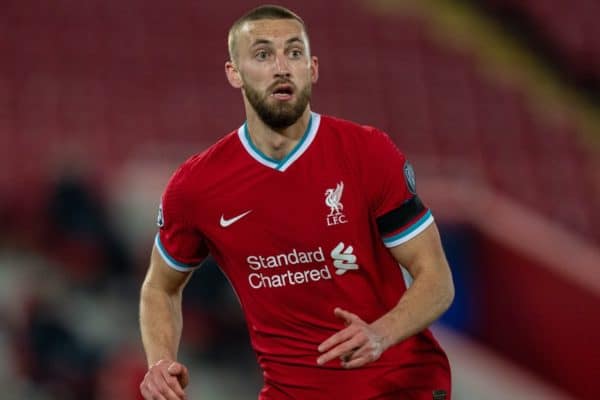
<box><xmin>319</xmin><ymin>114</ymin><xmax>400</xmax><ymax>153</ymax></box>
<box><xmin>320</xmin><ymin>114</ymin><xmax>376</xmax><ymax>135</ymax></box>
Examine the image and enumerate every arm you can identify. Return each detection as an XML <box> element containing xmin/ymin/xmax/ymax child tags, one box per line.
<box><xmin>317</xmin><ymin>222</ymin><xmax>454</xmax><ymax>368</ymax></box>
<box><xmin>371</xmin><ymin>222</ymin><xmax>454</xmax><ymax>346</ymax></box>
<box><xmin>139</xmin><ymin>244</ymin><xmax>193</xmax><ymax>399</ymax></box>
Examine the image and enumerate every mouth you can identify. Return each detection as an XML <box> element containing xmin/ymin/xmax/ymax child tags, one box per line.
<box><xmin>270</xmin><ymin>83</ymin><xmax>295</xmax><ymax>101</ymax></box>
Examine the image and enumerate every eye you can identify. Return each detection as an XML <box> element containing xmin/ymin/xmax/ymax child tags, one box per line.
<box><xmin>255</xmin><ymin>49</ymin><xmax>270</xmax><ymax>60</ymax></box>
<box><xmin>289</xmin><ymin>49</ymin><xmax>303</xmax><ymax>59</ymax></box>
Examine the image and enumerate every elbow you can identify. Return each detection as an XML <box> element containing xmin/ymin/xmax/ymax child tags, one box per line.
<box><xmin>441</xmin><ymin>276</ymin><xmax>455</xmax><ymax>313</ymax></box>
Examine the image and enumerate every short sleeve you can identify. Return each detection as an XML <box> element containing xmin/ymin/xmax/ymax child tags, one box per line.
<box><xmin>361</xmin><ymin>128</ymin><xmax>434</xmax><ymax>248</ymax></box>
<box><xmin>155</xmin><ymin>165</ymin><xmax>209</xmax><ymax>271</ymax></box>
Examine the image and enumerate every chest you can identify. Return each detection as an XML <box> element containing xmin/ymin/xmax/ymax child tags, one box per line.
<box><xmin>204</xmin><ymin>159</ymin><xmax>385</xmax><ymax>321</ymax></box>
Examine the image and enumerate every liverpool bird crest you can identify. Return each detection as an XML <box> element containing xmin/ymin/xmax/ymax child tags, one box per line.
<box><xmin>325</xmin><ymin>182</ymin><xmax>348</xmax><ymax>226</ymax></box>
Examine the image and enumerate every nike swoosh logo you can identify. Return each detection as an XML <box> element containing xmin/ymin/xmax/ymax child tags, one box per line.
<box><xmin>220</xmin><ymin>210</ymin><xmax>252</xmax><ymax>228</ymax></box>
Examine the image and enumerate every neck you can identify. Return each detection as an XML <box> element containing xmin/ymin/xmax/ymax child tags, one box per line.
<box><xmin>245</xmin><ymin>106</ymin><xmax>312</xmax><ymax>161</ymax></box>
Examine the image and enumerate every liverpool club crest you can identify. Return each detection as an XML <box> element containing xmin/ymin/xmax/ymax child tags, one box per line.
<box><xmin>325</xmin><ymin>181</ymin><xmax>348</xmax><ymax>226</ymax></box>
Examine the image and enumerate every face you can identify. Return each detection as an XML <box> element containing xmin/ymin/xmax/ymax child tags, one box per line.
<box><xmin>226</xmin><ymin>19</ymin><xmax>319</xmax><ymax>129</ymax></box>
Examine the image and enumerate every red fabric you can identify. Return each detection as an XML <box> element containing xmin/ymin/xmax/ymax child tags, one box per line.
<box><xmin>158</xmin><ymin>114</ymin><xmax>449</xmax><ymax>398</ymax></box>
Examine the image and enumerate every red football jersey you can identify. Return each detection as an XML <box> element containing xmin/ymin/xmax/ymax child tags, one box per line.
<box><xmin>157</xmin><ymin>113</ymin><xmax>450</xmax><ymax>399</ymax></box>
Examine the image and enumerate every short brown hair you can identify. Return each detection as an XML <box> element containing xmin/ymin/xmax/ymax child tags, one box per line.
<box><xmin>227</xmin><ymin>5</ymin><xmax>308</xmax><ymax>62</ymax></box>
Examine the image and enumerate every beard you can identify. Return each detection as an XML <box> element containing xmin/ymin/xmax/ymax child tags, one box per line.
<box><xmin>243</xmin><ymin>80</ymin><xmax>312</xmax><ymax>130</ymax></box>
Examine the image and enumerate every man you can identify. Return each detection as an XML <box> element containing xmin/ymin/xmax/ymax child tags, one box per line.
<box><xmin>140</xmin><ymin>5</ymin><xmax>454</xmax><ymax>400</ymax></box>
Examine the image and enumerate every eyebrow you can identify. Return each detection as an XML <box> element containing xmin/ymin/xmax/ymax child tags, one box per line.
<box><xmin>285</xmin><ymin>37</ymin><xmax>305</xmax><ymax>46</ymax></box>
<box><xmin>250</xmin><ymin>36</ymin><xmax>306</xmax><ymax>48</ymax></box>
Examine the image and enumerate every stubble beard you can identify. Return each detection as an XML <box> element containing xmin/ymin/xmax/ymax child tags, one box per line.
<box><xmin>244</xmin><ymin>81</ymin><xmax>312</xmax><ymax>130</ymax></box>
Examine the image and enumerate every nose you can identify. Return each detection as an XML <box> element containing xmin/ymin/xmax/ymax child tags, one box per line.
<box><xmin>274</xmin><ymin>52</ymin><xmax>291</xmax><ymax>77</ymax></box>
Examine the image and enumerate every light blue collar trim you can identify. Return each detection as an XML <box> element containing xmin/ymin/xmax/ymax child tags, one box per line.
<box><xmin>237</xmin><ymin>112</ymin><xmax>321</xmax><ymax>172</ymax></box>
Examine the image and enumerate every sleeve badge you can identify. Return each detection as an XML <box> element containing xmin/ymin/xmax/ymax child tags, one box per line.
<box><xmin>403</xmin><ymin>161</ymin><xmax>417</xmax><ymax>194</ymax></box>
<box><xmin>156</xmin><ymin>203</ymin><xmax>164</xmax><ymax>228</ymax></box>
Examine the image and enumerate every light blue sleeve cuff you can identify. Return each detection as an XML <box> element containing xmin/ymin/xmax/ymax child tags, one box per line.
<box><xmin>382</xmin><ymin>210</ymin><xmax>434</xmax><ymax>248</ymax></box>
<box><xmin>155</xmin><ymin>234</ymin><xmax>202</xmax><ymax>272</ymax></box>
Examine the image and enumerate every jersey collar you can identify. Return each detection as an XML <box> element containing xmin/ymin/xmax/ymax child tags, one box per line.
<box><xmin>237</xmin><ymin>112</ymin><xmax>321</xmax><ymax>172</ymax></box>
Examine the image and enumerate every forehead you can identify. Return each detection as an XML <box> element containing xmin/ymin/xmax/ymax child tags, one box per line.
<box><xmin>238</xmin><ymin>19</ymin><xmax>307</xmax><ymax>46</ymax></box>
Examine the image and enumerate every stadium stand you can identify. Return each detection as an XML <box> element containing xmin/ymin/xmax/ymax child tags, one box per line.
<box><xmin>1</xmin><ymin>0</ymin><xmax>598</xmax><ymax>399</ymax></box>
<box><xmin>479</xmin><ymin>0</ymin><xmax>600</xmax><ymax>94</ymax></box>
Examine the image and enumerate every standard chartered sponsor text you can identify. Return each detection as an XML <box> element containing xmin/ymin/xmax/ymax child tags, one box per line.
<box><xmin>247</xmin><ymin>247</ymin><xmax>332</xmax><ymax>289</ymax></box>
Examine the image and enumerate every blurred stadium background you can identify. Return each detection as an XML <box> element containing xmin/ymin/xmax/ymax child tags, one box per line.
<box><xmin>1</xmin><ymin>0</ymin><xmax>599</xmax><ymax>398</ymax></box>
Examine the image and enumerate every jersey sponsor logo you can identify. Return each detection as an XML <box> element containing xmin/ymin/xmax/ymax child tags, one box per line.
<box><xmin>220</xmin><ymin>210</ymin><xmax>252</xmax><ymax>228</ymax></box>
<box><xmin>330</xmin><ymin>242</ymin><xmax>359</xmax><ymax>275</ymax></box>
<box><xmin>325</xmin><ymin>181</ymin><xmax>348</xmax><ymax>226</ymax></box>
<box><xmin>247</xmin><ymin>247</ymin><xmax>326</xmax><ymax>269</ymax></box>
<box><xmin>245</xmin><ymin>242</ymin><xmax>359</xmax><ymax>289</ymax></box>
<box><xmin>156</xmin><ymin>204</ymin><xmax>164</xmax><ymax>228</ymax></box>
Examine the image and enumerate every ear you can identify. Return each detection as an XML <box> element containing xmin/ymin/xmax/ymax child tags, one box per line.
<box><xmin>310</xmin><ymin>56</ymin><xmax>319</xmax><ymax>84</ymax></box>
<box><xmin>225</xmin><ymin>61</ymin><xmax>243</xmax><ymax>89</ymax></box>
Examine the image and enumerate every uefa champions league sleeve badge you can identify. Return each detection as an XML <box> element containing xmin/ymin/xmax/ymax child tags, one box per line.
<box><xmin>403</xmin><ymin>161</ymin><xmax>417</xmax><ymax>194</ymax></box>
<box><xmin>157</xmin><ymin>204</ymin><xmax>164</xmax><ymax>228</ymax></box>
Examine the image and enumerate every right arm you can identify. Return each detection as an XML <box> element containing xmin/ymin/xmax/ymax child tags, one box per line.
<box><xmin>139</xmin><ymin>244</ymin><xmax>193</xmax><ymax>400</ymax></box>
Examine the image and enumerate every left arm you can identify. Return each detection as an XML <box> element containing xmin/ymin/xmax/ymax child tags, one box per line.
<box><xmin>317</xmin><ymin>222</ymin><xmax>454</xmax><ymax>368</ymax></box>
